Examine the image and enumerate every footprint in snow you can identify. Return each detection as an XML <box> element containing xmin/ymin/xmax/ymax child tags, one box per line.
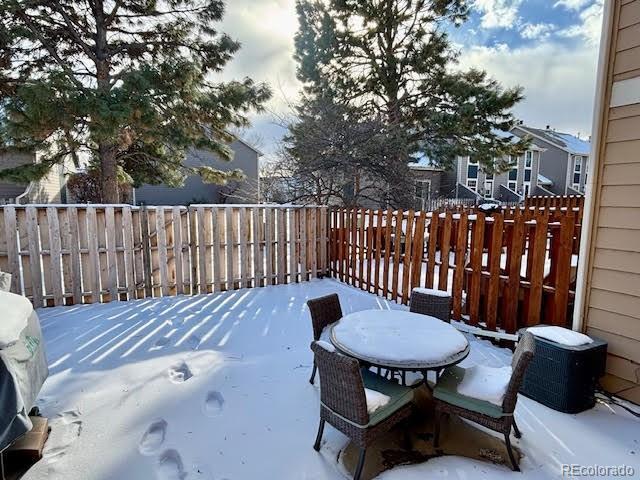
<box><xmin>168</xmin><ymin>361</ymin><xmax>193</xmax><ymax>383</ymax></box>
<box><xmin>154</xmin><ymin>336</ymin><xmax>171</xmax><ymax>349</ymax></box>
<box><xmin>203</xmin><ymin>391</ymin><xmax>224</xmax><ymax>417</ymax></box>
<box><xmin>186</xmin><ymin>334</ymin><xmax>201</xmax><ymax>350</ymax></box>
<box><xmin>156</xmin><ymin>449</ymin><xmax>186</xmax><ymax>480</ymax></box>
<box><xmin>42</xmin><ymin>411</ymin><xmax>83</xmax><ymax>463</ymax></box>
<box><xmin>138</xmin><ymin>419</ymin><xmax>168</xmax><ymax>455</ymax></box>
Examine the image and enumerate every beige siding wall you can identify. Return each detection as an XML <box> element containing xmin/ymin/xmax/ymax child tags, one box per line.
<box><xmin>28</xmin><ymin>163</ymin><xmax>65</xmax><ymax>203</ymax></box>
<box><xmin>584</xmin><ymin>0</ymin><xmax>640</xmax><ymax>386</ymax></box>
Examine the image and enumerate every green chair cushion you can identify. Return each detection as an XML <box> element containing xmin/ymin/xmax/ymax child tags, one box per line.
<box><xmin>433</xmin><ymin>366</ymin><xmax>507</xmax><ymax>419</ymax></box>
<box><xmin>361</xmin><ymin>369</ymin><xmax>414</xmax><ymax>426</ymax></box>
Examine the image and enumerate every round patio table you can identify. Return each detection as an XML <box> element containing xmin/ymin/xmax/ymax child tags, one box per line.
<box><xmin>330</xmin><ymin>309</ymin><xmax>470</xmax><ymax>373</ymax></box>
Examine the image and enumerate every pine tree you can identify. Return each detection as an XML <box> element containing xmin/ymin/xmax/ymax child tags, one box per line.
<box><xmin>294</xmin><ymin>0</ymin><xmax>528</xmax><ymax>172</ymax></box>
<box><xmin>0</xmin><ymin>0</ymin><xmax>271</xmax><ymax>202</ymax></box>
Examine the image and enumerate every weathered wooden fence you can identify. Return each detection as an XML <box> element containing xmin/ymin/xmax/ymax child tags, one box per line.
<box><xmin>0</xmin><ymin>204</ymin><xmax>328</xmax><ymax>307</ymax></box>
<box><xmin>329</xmin><ymin>208</ymin><xmax>581</xmax><ymax>334</ymax></box>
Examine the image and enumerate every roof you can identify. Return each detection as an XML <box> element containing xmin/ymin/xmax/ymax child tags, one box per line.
<box><xmin>516</xmin><ymin>126</ymin><xmax>590</xmax><ymax>155</ymax></box>
<box><xmin>408</xmin><ymin>153</ymin><xmax>444</xmax><ymax>171</ymax></box>
<box><xmin>537</xmin><ymin>173</ymin><xmax>553</xmax><ymax>186</ymax></box>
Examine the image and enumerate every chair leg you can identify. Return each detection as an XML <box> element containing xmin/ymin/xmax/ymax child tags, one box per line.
<box><xmin>504</xmin><ymin>431</ymin><xmax>520</xmax><ymax>472</ymax></box>
<box><xmin>433</xmin><ymin>408</ymin><xmax>441</xmax><ymax>448</ymax></box>
<box><xmin>512</xmin><ymin>418</ymin><xmax>522</xmax><ymax>439</ymax></box>
<box><xmin>309</xmin><ymin>363</ymin><xmax>317</xmax><ymax>385</ymax></box>
<box><xmin>313</xmin><ymin>419</ymin><xmax>325</xmax><ymax>451</ymax></box>
<box><xmin>354</xmin><ymin>448</ymin><xmax>366</xmax><ymax>480</ymax></box>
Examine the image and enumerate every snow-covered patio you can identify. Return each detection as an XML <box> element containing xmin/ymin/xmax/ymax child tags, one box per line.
<box><xmin>25</xmin><ymin>279</ymin><xmax>639</xmax><ymax>479</ymax></box>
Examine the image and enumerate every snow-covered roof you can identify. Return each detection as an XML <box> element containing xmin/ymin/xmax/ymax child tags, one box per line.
<box><xmin>408</xmin><ymin>153</ymin><xmax>443</xmax><ymax>170</ymax></box>
<box><xmin>516</xmin><ymin>126</ymin><xmax>590</xmax><ymax>155</ymax></box>
<box><xmin>537</xmin><ymin>173</ymin><xmax>553</xmax><ymax>186</ymax></box>
<box><xmin>551</xmin><ymin>132</ymin><xmax>590</xmax><ymax>155</ymax></box>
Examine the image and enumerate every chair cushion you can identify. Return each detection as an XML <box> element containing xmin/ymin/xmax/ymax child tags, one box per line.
<box><xmin>361</xmin><ymin>369</ymin><xmax>414</xmax><ymax>426</ymax></box>
<box><xmin>433</xmin><ymin>366</ymin><xmax>509</xmax><ymax>419</ymax></box>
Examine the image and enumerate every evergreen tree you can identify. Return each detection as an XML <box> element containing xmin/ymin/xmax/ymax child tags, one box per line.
<box><xmin>294</xmin><ymin>0</ymin><xmax>528</xmax><ymax>172</ymax></box>
<box><xmin>0</xmin><ymin>0</ymin><xmax>271</xmax><ymax>202</ymax></box>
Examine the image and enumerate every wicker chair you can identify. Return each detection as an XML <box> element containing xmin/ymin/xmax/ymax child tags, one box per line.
<box><xmin>409</xmin><ymin>288</ymin><xmax>452</xmax><ymax>322</ymax></box>
<box><xmin>307</xmin><ymin>294</ymin><xmax>343</xmax><ymax>384</ymax></box>
<box><xmin>310</xmin><ymin>341</ymin><xmax>414</xmax><ymax>480</ymax></box>
<box><xmin>433</xmin><ymin>332</ymin><xmax>536</xmax><ymax>471</ymax></box>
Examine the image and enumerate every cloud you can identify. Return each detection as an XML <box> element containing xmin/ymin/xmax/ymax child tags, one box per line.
<box><xmin>553</xmin><ymin>0</ymin><xmax>592</xmax><ymax>10</ymax></box>
<box><xmin>458</xmin><ymin>40</ymin><xmax>599</xmax><ymax>136</ymax></box>
<box><xmin>558</xmin><ymin>1</ymin><xmax>604</xmax><ymax>45</ymax></box>
<box><xmin>219</xmin><ymin>0</ymin><xmax>301</xmax><ymax>154</ymax></box>
<box><xmin>473</xmin><ymin>0</ymin><xmax>523</xmax><ymax>29</ymax></box>
<box><xmin>520</xmin><ymin>23</ymin><xmax>555</xmax><ymax>40</ymax></box>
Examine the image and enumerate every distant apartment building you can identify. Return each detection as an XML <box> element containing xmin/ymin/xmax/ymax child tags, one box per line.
<box><xmin>410</xmin><ymin>126</ymin><xmax>591</xmax><ymax>204</ymax></box>
<box><xmin>512</xmin><ymin>124</ymin><xmax>591</xmax><ymax>195</ymax></box>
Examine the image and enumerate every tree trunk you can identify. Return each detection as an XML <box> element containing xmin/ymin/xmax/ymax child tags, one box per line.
<box><xmin>94</xmin><ymin>7</ymin><xmax>120</xmax><ymax>204</ymax></box>
<box><xmin>99</xmin><ymin>144</ymin><xmax>119</xmax><ymax>203</ymax></box>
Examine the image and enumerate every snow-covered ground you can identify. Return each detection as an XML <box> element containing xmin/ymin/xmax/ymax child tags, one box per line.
<box><xmin>26</xmin><ymin>279</ymin><xmax>639</xmax><ymax>480</ymax></box>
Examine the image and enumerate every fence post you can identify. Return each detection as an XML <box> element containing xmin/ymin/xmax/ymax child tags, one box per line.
<box><xmin>140</xmin><ymin>205</ymin><xmax>153</xmax><ymax>298</ymax></box>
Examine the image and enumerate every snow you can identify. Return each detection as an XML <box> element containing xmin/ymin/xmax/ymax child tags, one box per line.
<box><xmin>24</xmin><ymin>279</ymin><xmax>640</xmax><ymax>480</ymax></box>
<box><xmin>550</xmin><ymin>132</ymin><xmax>591</xmax><ymax>155</ymax></box>
<box><xmin>316</xmin><ymin>340</ymin><xmax>336</xmax><ymax>352</ymax></box>
<box><xmin>537</xmin><ymin>173</ymin><xmax>553</xmax><ymax>186</ymax></box>
<box><xmin>364</xmin><ymin>388</ymin><xmax>390</xmax><ymax>414</ymax></box>
<box><xmin>331</xmin><ymin>310</ymin><xmax>469</xmax><ymax>368</ymax></box>
<box><xmin>411</xmin><ymin>287</ymin><xmax>451</xmax><ymax>298</ymax></box>
<box><xmin>527</xmin><ymin>326</ymin><xmax>594</xmax><ymax>347</ymax></box>
<box><xmin>455</xmin><ymin>365</ymin><xmax>513</xmax><ymax>406</ymax></box>
<box><xmin>0</xmin><ymin>290</ymin><xmax>33</xmax><ymax>348</ymax></box>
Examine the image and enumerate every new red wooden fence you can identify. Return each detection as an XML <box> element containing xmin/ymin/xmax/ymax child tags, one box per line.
<box><xmin>329</xmin><ymin>208</ymin><xmax>580</xmax><ymax>334</ymax></box>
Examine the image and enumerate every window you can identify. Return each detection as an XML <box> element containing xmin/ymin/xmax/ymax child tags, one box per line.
<box><xmin>572</xmin><ymin>156</ymin><xmax>582</xmax><ymax>190</ymax></box>
<box><xmin>508</xmin><ymin>168</ymin><xmax>517</xmax><ymax>181</ymax></box>
<box><xmin>523</xmin><ymin>182</ymin><xmax>531</xmax><ymax>197</ymax></box>
<box><xmin>466</xmin><ymin>179</ymin><xmax>477</xmax><ymax>192</ymax></box>
<box><xmin>523</xmin><ymin>151</ymin><xmax>532</xmax><ymax>183</ymax></box>
<box><xmin>467</xmin><ymin>157</ymin><xmax>479</xmax><ymax>180</ymax></box>
<box><xmin>484</xmin><ymin>180</ymin><xmax>494</xmax><ymax>199</ymax></box>
<box><xmin>507</xmin><ymin>181</ymin><xmax>517</xmax><ymax>191</ymax></box>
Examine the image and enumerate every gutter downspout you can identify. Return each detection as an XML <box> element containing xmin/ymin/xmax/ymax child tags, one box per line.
<box><xmin>573</xmin><ymin>0</ymin><xmax>615</xmax><ymax>332</ymax></box>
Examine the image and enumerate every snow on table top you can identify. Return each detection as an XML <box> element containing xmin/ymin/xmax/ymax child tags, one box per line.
<box><xmin>527</xmin><ymin>325</ymin><xmax>593</xmax><ymax>346</ymax></box>
<box><xmin>331</xmin><ymin>310</ymin><xmax>469</xmax><ymax>369</ymax></box>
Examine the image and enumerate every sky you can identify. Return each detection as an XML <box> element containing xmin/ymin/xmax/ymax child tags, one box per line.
<box><xmin>218</xmin><ymin>0</ymin><xmax>605</xmax><ymax>161</ymax></box>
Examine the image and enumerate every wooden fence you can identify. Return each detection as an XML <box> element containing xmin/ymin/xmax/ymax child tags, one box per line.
<box><xmin>525</xmin><ymin>194</ymin><xmax>584</xmax><ymax>215</ymax></box>
<box><xmin>329</xmin><ymin>207</ymin><xmax>581</xmax><ymax>334</ymax></box>
<box><xmin>0</xmin><ymin>204</ymin><xmax>328</xmax><ymax>307</ymax></box>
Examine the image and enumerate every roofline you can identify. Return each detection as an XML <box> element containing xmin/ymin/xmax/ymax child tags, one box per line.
<box><xmin>514</xmin><ymin>125</ymin><xmax>588</xmax><ymax>156</ymax></box>
<box><xmin>408</xmin><ymin>164</ymin><xmax>444</xmax><ymax>171</ymax></box>
<box><xmin>233</xmin><ymin>137</ymin><xmax>264</xmax><ymax>157</ymax></box>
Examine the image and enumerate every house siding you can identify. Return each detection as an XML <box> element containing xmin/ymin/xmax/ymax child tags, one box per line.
<box><xmin>512</xmin><ymin>126</ymin><xmax>570</xmax><ymax>195</ymax></box>
<box><xmin>454</xmin><ymin>150</ymin><xmax>540</xmax><ymax>200</ymax></box>
<box><xmin>583</xmin><ymin>0</ymin><xmax>640</xmax><ymax>389</ymax></box>
<box><xmin>135</xmin><ymin>140</ymin><xmax>260</xmax><ymax>205</ymax></box>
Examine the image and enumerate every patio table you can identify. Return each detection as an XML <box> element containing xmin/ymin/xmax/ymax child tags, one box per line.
<box><xmin>330</xmin><ymin>309</ymin><xmax>470</xmax><ymax>374</ymax></box>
